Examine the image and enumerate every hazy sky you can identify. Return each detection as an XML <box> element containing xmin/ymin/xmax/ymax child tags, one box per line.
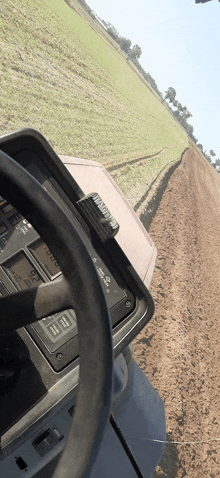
<box><xmin>87</xmin><ymin>0</ymin><xmax>220</xmax><ymax>157</ymax></box>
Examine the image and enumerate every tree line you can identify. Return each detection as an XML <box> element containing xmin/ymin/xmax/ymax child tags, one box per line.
<box><xmin>105</xmin><ymin>24</ymin><xmax>162</xmax><ymax>97</ymax></box>
<box><xmin>76</xmin><ymin>2</ymin><xmax>219</xmax><ymax>172</ymax></box>
<box><xmin>75</xmin><ymin>1</ymin><xmax>163</xmax><ymax>98</ymax></box>
<box><xmin>76</xmin><ymin>0</ymin><xmax>142</xmax><ymax>60</ymax></box>
<box><xmin>163</xmin><ymin>87</ymin><xmax>194</xmax><ymax>138</ymax></box>
<box><xmin>75</xmin><ymin>1</ymin><xmax>162</xmax><ymax>97</ymax></box>
<box><xmin>105</xmin><ymin>23</ymin><xmax>142</xmax><ymax>61</ymax></box>
<box><xmin>163</xmin><ymin>88</ymin><xmax>219</xmax><ymax>172</ymax></box>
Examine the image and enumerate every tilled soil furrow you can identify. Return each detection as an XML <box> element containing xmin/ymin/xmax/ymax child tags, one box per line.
<box><xmin>134</xmin><ymin>147</ymin><xmax>220</xmax><ymax>477</ymax></box>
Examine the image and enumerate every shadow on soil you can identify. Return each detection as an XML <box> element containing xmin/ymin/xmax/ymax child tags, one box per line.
<box><xmin>137</xmin><ymin>148</ymin><xmax>188</xmax><ymax>231</ymax></box>
<box><xmin>152</xmin><ymin>432</ymin><xmax>180</xmax><ymax>478</ymax></box>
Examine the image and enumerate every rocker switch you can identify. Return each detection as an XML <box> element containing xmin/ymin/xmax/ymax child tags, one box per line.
<box><xmin>77</xmin><ymin>192</ymin><xmax>119</xmax><ymax>242</ymax></box>
<box><xmin>32</xmin><ymin>427</ymin><xmax>64</xmax><ymax>457</ymax></box>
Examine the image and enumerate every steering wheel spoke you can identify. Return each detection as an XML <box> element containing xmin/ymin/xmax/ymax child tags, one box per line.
<box><xmin>0</xmin><ymin>276</ymin><xmax>72</xmax><ymax>332</ymax></box>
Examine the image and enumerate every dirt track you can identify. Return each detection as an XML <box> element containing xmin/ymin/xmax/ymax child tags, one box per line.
<box><xmin>133</xmin><ymin>146</ymin><xmax>220</xmax><ymax>477</ymax></box>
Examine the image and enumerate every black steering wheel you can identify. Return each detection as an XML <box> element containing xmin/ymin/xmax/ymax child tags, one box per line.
<box><xmin>0</xmin><ymin>150</ymin><xmax>113</xmax><ymax>478</ymax></box>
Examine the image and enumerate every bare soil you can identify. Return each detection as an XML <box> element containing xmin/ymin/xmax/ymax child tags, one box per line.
<box><xmin>133</xmin><ymin>145</ymin><xmax>220</xmax><ymax>477</ymax></box>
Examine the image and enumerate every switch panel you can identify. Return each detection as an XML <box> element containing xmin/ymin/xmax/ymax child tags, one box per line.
<box><xmin>32</xmin><ymin>427</ymin><xmax>64</xmax><ymax>457</ymax></box>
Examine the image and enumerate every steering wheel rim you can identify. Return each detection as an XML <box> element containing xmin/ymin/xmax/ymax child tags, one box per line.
<box><xmin>0</xmin><ymin>150</ymin><xmax>113</xmax><ymax>478</ymax></box>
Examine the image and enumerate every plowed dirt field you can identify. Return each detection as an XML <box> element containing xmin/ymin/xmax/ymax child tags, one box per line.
<box><xmin>134</xmin><ymin>146</ymin><xmax>220</xmax><ymax>478</ymax></box>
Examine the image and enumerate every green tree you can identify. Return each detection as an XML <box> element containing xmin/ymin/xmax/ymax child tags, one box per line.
<box><xmin>127</xmin><ymin>44</ymin><xmax>142</xmax><ymax>60</ymax></box>
<box><xmin>177</xmin><ymin>102</ymin><xmax>184</xmax><ymax>112</ymax></box>
<box><xmin>172</xmin><ymin>99</ymin><xmax>178</xmax><ymax>108</ymax></box>
<box><xmin>214</xmin><ymin>158</ymin><xmax>220</xmax><ymax>172</ymax></box>
<box><xmin>184</xmin><ymin>122</ymin><xmax>194</xmax><ymax>136</ymax></box>
<box><xmin>164</xmin><ymin>87</ymin><xmax>176</xmax><ymax>103</ymax></box>
<box><xmin>179</xmin><ymin>108</ymin><xmax>192</xmax><ymax>124</ymax></box>
<box><xmin>106</xmin><ymin>23</ymin><xmax>119</xmax><ymax>41</ymax></box>
<box><xmin>209</xmin><ymin>149</ymin><xmax>216</xmax><ymax>158</ymax></box>
<box><xmin>203</xmin><ymin>150</ymin><xmax>212</xmax><ymax>163</ymax></box>
<box><xmin>119</xmin><ymin>37</ymin><xmax>132</xmax><ymax>53</ymax></box>
<box><xmin>106</xmin><ymin>23</ymin><xmax>134</xmax><ymax>56</ymax></box>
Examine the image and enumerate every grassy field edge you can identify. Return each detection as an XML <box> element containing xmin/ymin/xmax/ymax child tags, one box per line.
<box><xmin>1</xmin><ymin>0</ymin><xmax>188</xmax><ymax>209</ymax></box>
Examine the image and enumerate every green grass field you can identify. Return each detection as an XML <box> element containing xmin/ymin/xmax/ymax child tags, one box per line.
<box><xmin>0</xmin><ymin>0</ymin><xmax>188</xmax><ymax>206</ymax></box>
